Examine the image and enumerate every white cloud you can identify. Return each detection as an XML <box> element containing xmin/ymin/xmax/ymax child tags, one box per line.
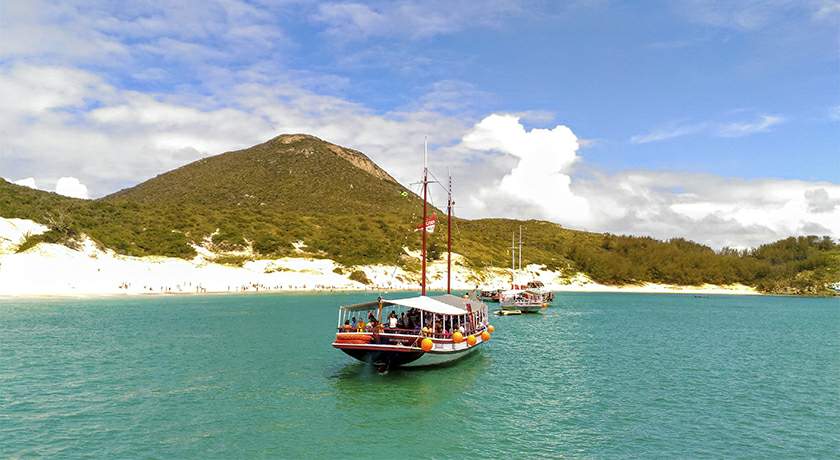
<box><xmin>717</xmin><ymin>114</ymin><xmax>783</xmax><ymax>137</ymax></box>
<box><xmin>460</xmin><ymin>114</ymin><xmax>590</xmax><ymax>224</ymax></box>
<box><xmin>457</xmin><ymin>115</ymin><xmax>840</xmax><ymax>249</ymax></box>
<box><xmin>12</xmin><ymin>178</ymin><xmax>37</xmax><ymax>189</ymax></box>
<box><xmin>829</xmin><ymin>105</ymin><xmax>840</xmax><ymax>121</ymax></box>
<box><xmin>631</xmin><ymin>114</ymin><xmax>784</xmax><ymax>144</ymax></box>
<box><xmin>2</xmin><ymin>60</ymin><xmax>837</xmax><ymax>249</ymax></box>
<box><xmin>676</xmin><ymin>0</ymin><xmax>807</xmax><ymax>30</ymax></box>
<box><xmin>0</xmin><ymin>61</ymin><xmax>472</xmax><ymax>197</ymax></box>
<box><xmin>574</xmin><ymin>172</ymin><xmax>840</xmax><ymax>249</ymax></box>
<box><xmin>814</xmin><ymin>0</ymin><xmax>840</xmax><ymax>19</ymax></box>
<box><xmin>1</xmin><ymin>1</ymin><xmax>837</xmax><ymax>251</ymax></box>
<box><xmin>630</xmin><ymin>122</ymin><xmax>707</xmax><ymax>144</ymax></box>
<box><xmin>55</xmin><ymin>177</ymin><xmax>89</xmax><ymax>199</ymax></box>
<box><xmin>805</xmin><ymin>188</ymin><xmax>840</xmax><ymax>213</ymax></box>
<box><xmin>313</xmin><ymin>0</ymin><xmax>524</xmax><ymax>40</ymax></box>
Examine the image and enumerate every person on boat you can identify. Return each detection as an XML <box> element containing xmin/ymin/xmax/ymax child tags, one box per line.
<box><xmin>351</xmin><ymin>316</ymin><xmax>357</xmax><ymax>329</ymax></box>
<box><xmin>356</xmin><ymin>321</ymin><xmax>365</xmax><ymax>332</ymax></box>
<box><xmin>342</xmin><ymin>320</ymin><xmax>352</xmax><ymax>331</ymax></box>
<box><xmin>388</xmin><ymin>311</ymin><xmax>398</xmax><ymax>329</ymax></box>
<box><xmin>397</xmin><ymin>312</ymin><xmax>406</xmax><ymax>329</ymax></box>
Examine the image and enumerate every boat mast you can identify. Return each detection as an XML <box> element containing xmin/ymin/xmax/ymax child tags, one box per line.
<box><xmin>511</xmin><ymin>232</ymin><xmax>516</xmax><ymax>288</ymax></box>
<box><xmin>519</xmin><ymin>225</ymin><xmax>522</xmax><ymax>272</ymax></box>
<box><xmin>421</xmin><ymin>137</ymin><xmax>429</xmax><ymax>296</ymax></box>
<box><xmin>447</xmin><ymin>169</ymin><xmax>452</xmax><ymax>294</ymax></box>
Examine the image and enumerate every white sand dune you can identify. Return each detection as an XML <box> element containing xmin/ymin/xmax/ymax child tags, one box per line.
<box><xmin>0</xmin><ymin>217</ymin><xmax>757</xmax><ymax>298</ymax></box>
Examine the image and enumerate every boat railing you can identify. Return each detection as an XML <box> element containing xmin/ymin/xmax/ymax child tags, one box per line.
<box><xmin>334</xmin><ymin>326</ymin><xmax>487</xmax><ymax>340</ymax></box>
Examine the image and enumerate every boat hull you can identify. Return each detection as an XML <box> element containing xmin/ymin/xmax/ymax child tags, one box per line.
<box><xmin>338</xmin><ymin>346</ymin><xmax>425</xmax><ymax>367</ymax></box>
<box><xmin>401</xmin><ymin>343</ymin><xmax>480</xmax><ymax>367</ymax></box>
<box><xmin>333</xmin><ymin>335</ymin><xmax>487</xmax><ymax>368</ymax></box>
<box><xmin>500</xmin><ymin>303</ymin><xmax>544</xmax><ymax>313</ymax></box>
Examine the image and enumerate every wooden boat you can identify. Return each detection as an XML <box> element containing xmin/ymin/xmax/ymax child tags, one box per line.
<box><xmin>498</xmin><ymin>227</ymin><xmax>550</xmax><ymax>313</ymax></box>
<box><xmin>332</xmin><ymin>140</ymin><xmax>493</xmax><ymax>370</ymax></box>
<box><xmin>499</xmin><ymin>289</ymin><xmax>546</xmax><ymax>313</ymax></box>
<box><xmin>333</xmin><ymin>294</ymin><xmax>491</xmax><ymax>369</ymax></box>
<box><xmin>478</xmin><ymin>289</ymin><xmax>502</xmax><ymax>303</ymax></box>
<box><xmin>525</xmin><ymin>280</ymin><xmax>555</xmax><ymax>303</ymax></box>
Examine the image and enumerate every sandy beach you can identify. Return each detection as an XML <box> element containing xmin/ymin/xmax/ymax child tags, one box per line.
<box><xmin>0</xmin><ymin>217</ymin><xmax>758</xmax><ymax>298</ymax></box>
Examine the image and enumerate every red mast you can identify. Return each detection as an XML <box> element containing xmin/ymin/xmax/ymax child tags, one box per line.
<box><xmin>447</xmin><ymin>172</ymin><xmax>452</xmax><ymax>294</ymax></box>
<box><xmin>421</xmin><ymin>138</ymin><xmax>428</xmax><ymax>296</ymax></box>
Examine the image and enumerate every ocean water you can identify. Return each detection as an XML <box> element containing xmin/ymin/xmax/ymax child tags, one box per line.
<box><xmin>1</xmin><ymin>292</ymin><xmax>838</xmax><ymax>458</ymax></box>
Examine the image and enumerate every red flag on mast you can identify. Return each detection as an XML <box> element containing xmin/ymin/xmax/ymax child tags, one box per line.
<box><xmin>416</xmin><ymin>213</ymin><xmax>437</xmax><ymax>234</ymax></box>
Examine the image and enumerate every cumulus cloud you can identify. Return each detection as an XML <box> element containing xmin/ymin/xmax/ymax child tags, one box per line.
<box><xmin>55</xmin><ymin>177</ymin><xmax>89</xmax><ymax>199</ymax></box>
<box><xmin>574</xmin><ymin>172</ymin><xmax>840</xmax><ymax>249</ymax></box>
<box><xmin>805</xmin><ymin>188</ymin><xmax>840</xmax><ymax>213</ymax></box>
<box><xmin>458</xmin><ymin>115</ymin><xmax>840</xmax><ymax>249</ymax></box>
<box><xmin>460</xmin><ymin>114</ymin><xmax>590</xmax><ymax>224</ymax></box>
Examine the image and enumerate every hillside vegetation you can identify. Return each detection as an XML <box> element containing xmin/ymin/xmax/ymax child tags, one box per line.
<box><xmin>1</xmin><ymin>134</ymin><xmax>837</xmax><ymax>295</ymax></box>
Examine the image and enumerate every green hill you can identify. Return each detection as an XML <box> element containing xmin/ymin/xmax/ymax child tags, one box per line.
<box><xmin>1</xmin><ymin>134</ymin><xmax>837</xmax><ymax>295</ymax></box>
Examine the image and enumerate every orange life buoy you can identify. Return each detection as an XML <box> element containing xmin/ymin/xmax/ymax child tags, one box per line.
<box><xmin>335</xmin><ymin>333</ymin><xmax>373</xmax><ymax>342</ymax></box>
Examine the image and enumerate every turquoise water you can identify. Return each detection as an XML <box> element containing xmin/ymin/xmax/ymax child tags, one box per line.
<box><xmin>1</xmin><ymin>292</ymin><xmax>838</xmax><ymax>458</ymax></box>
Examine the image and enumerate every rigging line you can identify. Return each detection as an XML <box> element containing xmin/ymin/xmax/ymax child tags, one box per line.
<box><xmin>427</xmin><ymin>170</ymin><xmax>451</xmax><ymax>195</ymax></box>
<box><xmin>385</xmin><ymin>182</ymin><xmax>424</xmax><ymax>288</ymax></box>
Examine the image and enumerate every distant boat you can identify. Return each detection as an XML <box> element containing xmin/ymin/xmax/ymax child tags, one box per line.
<box><xmin>332</xmin><ymin>140</ymin><xmax>493</xmax><ymax>371</ymax></box>
<box><xmin>499</xmin><ymin>227</ymin><xmax>549</xmax><ymax>313</ymax></box>
<box><xmin>478</xmin><ymin>288</ymin><xmax>502</xmax><ymax>303</ymax></box>
<box><xmin>525</xmin><ymin>280</ymin><xmax>555</xmax><ymax>303</ymax></box>
<box><xmin>499</xmin><ymin>289</ymin><xmax>546</xmax><ymax>313</ymax></box>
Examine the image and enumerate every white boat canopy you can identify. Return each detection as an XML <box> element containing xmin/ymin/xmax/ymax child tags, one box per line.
<box><xmin>340</xmin><ymin>295</ymin><xmax>475</xmax><ymax>315</ymax></box>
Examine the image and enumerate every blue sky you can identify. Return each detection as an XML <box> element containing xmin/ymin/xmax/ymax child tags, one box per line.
<box><xmin>297</xmin><ymin>1</ymin><xmax>839</xmax><ymax>181</ymax></box>
<box><xmin>1</xmin><ymin>0</ymin><xmax>839</xmax><ymax>247</ymax></box>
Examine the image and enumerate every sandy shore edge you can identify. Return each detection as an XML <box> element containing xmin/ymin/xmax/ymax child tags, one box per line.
<box><xmin>0</xmin><ymin>217</ymin><xmax>759</xmax><ymax>299</ymax></box>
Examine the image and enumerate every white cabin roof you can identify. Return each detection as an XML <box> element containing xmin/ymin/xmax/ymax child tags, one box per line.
<box><xmin>384</xmin><ymin>295</ymin><xmax>468</xmax><ymax>315</ymax></box>
<box><xmin>341</xmin><ymin>295</ymin><xmax>481</xmax><ymax>316</ymax></box>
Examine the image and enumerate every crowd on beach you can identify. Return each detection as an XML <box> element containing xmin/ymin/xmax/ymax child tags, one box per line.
<box><xmin>115</xmin><ymin>280</ymin><xmax>410</xmax><ymax>294</ymax></box>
